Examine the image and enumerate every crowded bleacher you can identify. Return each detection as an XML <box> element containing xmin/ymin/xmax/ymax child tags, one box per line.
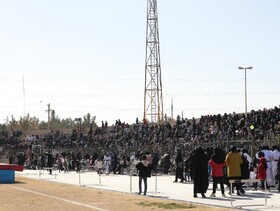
<box><xmin>0</xmin><ymin>106</ymin><xmax>279</xmax><ymax>177</ymax></box>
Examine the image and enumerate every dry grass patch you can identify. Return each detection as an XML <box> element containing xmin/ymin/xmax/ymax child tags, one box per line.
<box><xmin>0</xmin><ymin>177</ymin><xmax>231</xmax><ymax>211</ymax></box>
<box><xmin>137</xmin><ymin>201</ymin><xmax>196</xmax><ymax>209</ymax></box>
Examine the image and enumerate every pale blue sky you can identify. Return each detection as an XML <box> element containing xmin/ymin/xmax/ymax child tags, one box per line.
<box><xmin>0</xmin><ymin>0</ymin><xmax>279</xmax><ymax>125</ymax></box>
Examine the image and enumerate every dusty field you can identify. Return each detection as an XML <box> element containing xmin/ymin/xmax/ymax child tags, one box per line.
<box><xmin>0</xmin><ymin>177</ymin><xmax>232</xmax><ymax>211</ymax></box>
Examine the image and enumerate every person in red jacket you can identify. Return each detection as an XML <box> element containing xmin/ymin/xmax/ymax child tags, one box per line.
<box><xmin>257</xmin><ymin>151</ymin><xmax>269</xmax><ymax>191</ymax></box>
<box><xmin>209</xmin><ymin>147</ymin><xmax>226</xmax><ymax>197</ymax></box>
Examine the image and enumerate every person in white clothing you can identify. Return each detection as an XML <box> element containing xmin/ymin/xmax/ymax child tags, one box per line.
<box><xmin>272</xmin><ymin>145</ymin><xmax>280</xmax><ymax>186</ymax></box>
<box><xmin>103</xmin><ymin>153</ymin><xmax>111</xmax><ymax>175</ymax></box>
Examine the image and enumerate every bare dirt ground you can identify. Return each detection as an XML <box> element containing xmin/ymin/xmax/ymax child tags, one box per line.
<box><xmin>0</xmin><ymin>177</ymin><xmax>232</xmax><ymax>211</ymax></box>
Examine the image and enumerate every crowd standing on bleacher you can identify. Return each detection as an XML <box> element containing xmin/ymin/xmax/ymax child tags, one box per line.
<box><xmin>1</xmin><ymin>106</ymin><xmax>280</xmax><ymax>197</ymax></box>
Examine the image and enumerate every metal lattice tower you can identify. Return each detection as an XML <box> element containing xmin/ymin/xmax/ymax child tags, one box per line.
<box><xmin>143</xmin><ymin>0</ymin><xmax>164</xmax><ymax>124</ymax></box>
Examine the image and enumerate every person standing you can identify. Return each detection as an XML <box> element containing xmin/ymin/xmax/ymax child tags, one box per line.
<box><xmin>272</xmin><ymin>145</ymin><xmax>280</xmax><ymax>186</ymax></box>
<box><xmin>95</xmin><ymin>157</ymin><xmax>103</xmax><ymax>174</ymax></box>
<box><xmin>242</xmin><ymin>148</ymin><xmax>252</xmax><ymax>168</ymax></box>
<box><xmin>56</xmin><ymin>155</ymin><xmax>63</xmax><ymax>173</ymax></box>
<box><xmin>209</xmin><ymin>147</ymin><xmax>226</xmax><ymax>197</ymax></box>
<box><xmin>225</xmin><ymin>146</ymin><xmax>243</xmax><ymax>195</ymax></box>
<box><xmin>136</xmin><ymin>154</ymin><xmax>152</xmax><ymax>195</ymax></box>
<box><xmin>257</xmin><ymin>151</ymin><xmax>269</xmax><ymax>191</ymax></box>
<box><xmin>185</xmin><ymin>153</ymin><xmax>193</xmax><ymax>182</ymax></box>
<box><xmin>103</xmin><ymin>153</ymin><xmax>111</xmax><ymax>175</ymax></box>
<box><xmin>276</xmin><ymin>159</ymin><xmax>280</xmax><ymax>192</ymax></box>
<box><xmin>173</xmin><ymin>150</ymin><xmax>184</xmax><ymax>183</ymax></box>
<box><xmin>241</xmin><ymin>148</ymin><xmax>252</xmax><ymax>189</ymax></box>
<box><xmin>63</xmin><ymin>156</ymin><xmax>69</xmax><ymax>173</ymax></box>
<box><xmin>152</xmin><ymin>152</ymin><xmax>159</xmax><ymax>175</ymax></box>
<box><xmin>163</xmin><ymin>153</ymin><xmax>171</xmax><ymax>175</ymax></box>
<box><xmin>240</xmin><ymin>150</ymin><xmax>250</xmax><ymax>194</ymax></box>
<box><xmin>47</xmin><ymin>151</ymin><xmax>53</xmax><ymax>175</ymax></box>
<box><xmin>191</xmin><ymin>146</ymin><xmax>209</xmax><ymax>198</ymax></box>
<box><xmin>111</xmin><ymin>153</ymin><xmax>118</xmax><ymax>174</ymax></box>
<box><xmin>257</xmin><ymin>152</ymin><xmax>267</xmax><ymax>189</ymax></box>
<box><xmin>261</xmin><ymin>145</ymin><xmax>274</xmax><ymax>186</ymax></box>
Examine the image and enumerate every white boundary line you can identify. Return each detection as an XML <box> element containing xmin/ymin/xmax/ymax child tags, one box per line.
<box><xmin>9</xmin><ymin>185</ymin><xmax>109</xmax><ymax>211</ymax></box>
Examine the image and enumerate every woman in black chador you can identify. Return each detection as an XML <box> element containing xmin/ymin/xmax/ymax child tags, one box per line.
<box><xmin>191</xmin><ymin>146</ymin><xmax>209</xmax><ymax>198</ymax></box>
<box><xmin>173</xmin><ymin>149</ymin><xmax>184</xmax><ymax>183</ymax></box>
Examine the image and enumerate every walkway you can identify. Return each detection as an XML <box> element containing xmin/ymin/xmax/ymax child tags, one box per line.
<box><xmin>17</xmin><ymin>170</ymin><xmax>280</xmax><ymax>211</ymax></box>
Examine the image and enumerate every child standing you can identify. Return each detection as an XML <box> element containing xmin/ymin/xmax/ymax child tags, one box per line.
<box><xmin>257</xmin><ymin>151</ymin><xmax>269</xmax><ymax>191</ymax></box>
<box><xmin>95</xmin><ymin>158</ymin><xmax>103</xmax><ymax>174</ymax></box>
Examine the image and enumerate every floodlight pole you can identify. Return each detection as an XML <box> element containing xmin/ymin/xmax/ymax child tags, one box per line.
<box><xmin>239</xmin><ymin>66</ymin><xmax>254</xmax><ymax>157</ymax></box>
<box><xmin>238</xmin><ymin>66</ymin><xmax>253</xmax><ymax>118</ymax></box>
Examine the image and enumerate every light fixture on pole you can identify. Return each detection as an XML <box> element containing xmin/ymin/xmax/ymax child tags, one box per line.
<box><xmin>238</xmin><ymin>66</ymin><xmax>253</xmax><ymax>118</ymax></box>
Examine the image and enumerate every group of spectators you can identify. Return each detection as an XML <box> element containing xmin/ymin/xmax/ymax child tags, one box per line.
<box><xmin>1</xmin><ymin>106</ymin><xmax>280</xmax><ymax>178</ymax></box>
<box><xmin>2</xmin><ymin>106</ymin><xmax>279</xmax><ymax>152</ymax></box>
<box><xmin>173</xmin><ymin>144</ymin><xmax>280</xmax><ymax>198</ymax></box>
<box><xmin>1</xmin><ymin>106</ymin><xmax>280</xmax><ymax>199</ymax></box>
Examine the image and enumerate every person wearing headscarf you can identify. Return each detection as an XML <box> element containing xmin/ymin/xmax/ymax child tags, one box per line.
<box><xmin>209</xmin><ymin>147</ymin><xmax>226</xmax><ymax>197</ymax></box>
<box><xmin>46</xmin><ymin>151</ymin><xmax>53</xmax><ymax>175</ymax></box>
<box><xmin>242</xmin><ymin>148</ymin><xmax>252</xmax><ymax>167</ymax></box>
<box><xmin>225</xmin><ymin>146</ymin><xmax>243</xmax><ymax>195</ymax></box>
<box><xmin>151</xmin><ymin>152</ymin><xmax>159</xmax><ymax>175</ymax></box>
<box><xmin>163</xmin><ymin>153</ymin><xmax>171</xmax><ymax>175</ymax></box>
<box><xmin>191</xmin><ymin>146</ymin><xmax>209</xmax><ymax>198</ymax></box>
<box><xmin>173</xmin><ymin>149</ymin><xmax>184</xmax><ymax>183</ymax></box>
<box><xmin>257</xmin><ymin>151</ymin><xmax>269</xmax><ymax>191</ymax></box>
<box><xmin>255</xmin><ymin>145</ymin><xmax>274</xmax><ymax>187</ymax></box>
<box><xmin>239</xmin><ymin>148</ymin><xmax>250</xmax><ymax>194</ymax></box>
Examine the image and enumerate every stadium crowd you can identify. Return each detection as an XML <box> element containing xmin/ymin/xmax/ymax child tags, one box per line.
<box><xmin>1</xmin><ymin>106</ymin><xmax>280</xmax><ymax>196</ymax></box>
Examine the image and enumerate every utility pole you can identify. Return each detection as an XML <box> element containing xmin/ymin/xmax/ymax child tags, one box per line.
<box><xmin>143</xmin><ymin>0</ymin><xmax>164</xmax><ymax>124</ymax></box>
<box><xmin>22</xmin><ymin>75</ymin><xmax>25</xmax><ymax>116</ymax></box>
<box><xmin>46</xmin><ymin>103</ymin><xmax>51</xmax><ymax>130</ymax></box>
<box><xmin>171</xmin><ymin>98</ymin><xmax>173</xmax><ymax>121</ymax></box>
